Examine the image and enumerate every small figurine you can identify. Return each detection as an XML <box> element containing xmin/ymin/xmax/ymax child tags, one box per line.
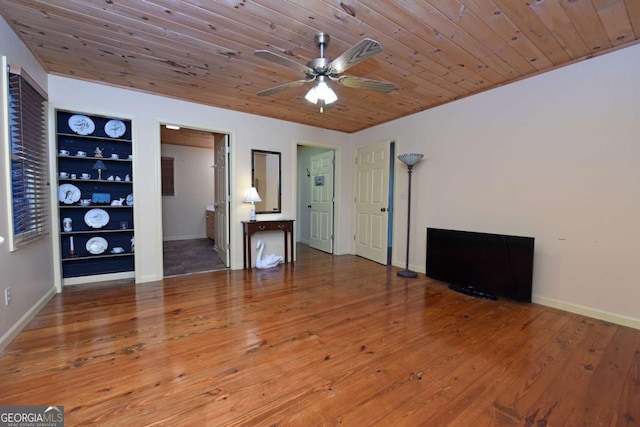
<box><xmin>130</xmin><ymin>236</ymin><xmax>135</xmax><ymax>252</ymax></box>
<box><xmin>110</xmin><ymin>198</ymin><xmax>124</xmax><ymax>206</ymax></box>
<box><xmin>94</xmin><ymin>147</ymin><xmax>104</xmax><ymax>157</ymax></box>
<box><xmin>124</xmin><ymin>174</ymin><xmax>131</xmax><ymax>181</ymax></box>
<box><xmin>255</xmin><ymin>240</ymin><xmax>283</xmax><ymax>269</ymax></box>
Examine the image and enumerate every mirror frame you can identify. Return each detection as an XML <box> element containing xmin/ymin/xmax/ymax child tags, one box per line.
<box><xmin>251</xmin><ymin>149</ymin><xmax>281</xmax><ymax>214</ymax></box>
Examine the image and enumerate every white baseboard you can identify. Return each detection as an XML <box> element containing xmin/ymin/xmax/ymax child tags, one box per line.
<box><xmin>0</xmin><ymin>287</ymin><xmax>56</xmax><ymax>353</ymax></box>
<box><xmin>63</xmin><ymin>271</ymin><xmax>135</xmax><ymax>286</ymax></box>
<box><xmin>533</xmin><ymin>296</ymin><xmax>640</xmax><ymax>330</ymax></box>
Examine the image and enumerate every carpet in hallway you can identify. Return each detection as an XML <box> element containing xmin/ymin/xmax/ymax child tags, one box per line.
<box><xmin>163</xmin><ymin>238</ymin><xmax>227</xmax><ymax>277</ymax></box>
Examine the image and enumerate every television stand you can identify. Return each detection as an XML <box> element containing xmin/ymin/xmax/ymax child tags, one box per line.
<box><xmin>448</xmin><ymin>284</ymin><xmax>498</xmax><ymax>301</ymax></box>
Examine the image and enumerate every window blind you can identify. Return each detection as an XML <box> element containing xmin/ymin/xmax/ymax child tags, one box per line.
<box><xmin>7</xmin><ymin>64</ymin><xmax>49</xmax><ymax>247</ymax></box>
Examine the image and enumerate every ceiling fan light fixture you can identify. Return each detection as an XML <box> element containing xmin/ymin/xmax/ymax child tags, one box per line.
<box><xmin>305</xmin><ymin>76</ymin><xmax>337</xmax><ymax>110</ymax></box>
<box><xmin>255</xmin><ymin>32</ymin><xmax>395</xmax><ymax>112</ymax></box>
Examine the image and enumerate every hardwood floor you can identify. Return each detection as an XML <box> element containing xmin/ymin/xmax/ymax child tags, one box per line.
<box><xmin>1</xmin><ymin>245</ymin><xmax>638</xmax><ymax>426</ymax></box>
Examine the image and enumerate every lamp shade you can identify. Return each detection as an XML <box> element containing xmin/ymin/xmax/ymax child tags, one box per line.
<box><xmin>397</xmin><ymin>153</ymin><xmax>424</xmax><ymax>166</ymax></box>
<box><xmin>244</xmin><ymin>187</ymin><xmax>262</xmax><ymax>203</ymax></box>
<box><xmin>398</xmin><ymin>153</ymin><xmax>424</xmax><ymax>166</ymax></box>
<box><xmin>305</xmin><ymin>76</ymin><xmax>337</xmax><ymax>106</ymax></box>
<box><xmin>92</xmin><ymin>160</ymin><xmax>107</xmax><ymax>170</ymax></box>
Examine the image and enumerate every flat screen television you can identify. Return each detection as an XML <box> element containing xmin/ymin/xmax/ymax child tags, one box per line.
<box><xmin>425</xmin><ymin>228</ymin><xmax>534</xmax><ymax>302</ymax></box>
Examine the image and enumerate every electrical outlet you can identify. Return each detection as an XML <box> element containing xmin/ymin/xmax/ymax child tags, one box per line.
<box><xmin>4</xmin><ymin>287</ymin><xmax>11</xmax><ymax>306</ymax></box>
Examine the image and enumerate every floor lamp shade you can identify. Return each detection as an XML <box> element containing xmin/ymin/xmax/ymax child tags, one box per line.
<box><xmin>397</xmin><ymin>153</ymin><xmax>424</xmax><ymax>278</ymax></box>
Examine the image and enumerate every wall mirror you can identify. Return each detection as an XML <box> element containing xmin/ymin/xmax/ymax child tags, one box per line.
<box><xmin>251</xmin><ymin>149</ymin><xmax>281</xmax><ymax>214</ymax></box>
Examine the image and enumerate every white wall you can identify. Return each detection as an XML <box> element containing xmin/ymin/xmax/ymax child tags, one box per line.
<box><xmin>0</xmin><ymin>17</ymin><xmax>56</xmax><ymax>350</ymax></box>
<box><xmin>354</xmin><ymin>44</ymin><xmax>640</xmax><ymax>328</ymax></box>
<box><xmin>161</xmin><ymin>144</ymin><xmax>215</xmax><ymax>241</ymax></box>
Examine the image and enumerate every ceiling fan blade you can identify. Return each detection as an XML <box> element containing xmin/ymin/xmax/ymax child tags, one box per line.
<box><xmin>254</xmin><ymin>50</ymin><xmax>314</xmax><ymax>75</ymax></box>
<box><xmin>336</xmin><ymin>75</ymin><xmax>396</xmax><ymax>93</ymax></box>
<box><xmin>257</xmin><ymin>79</ymin><xmax>313</xmax><ymax>97</ymax></box>
<box><xmin>328</xmin><ymin>38</ymin><xmax>382</xmax><ymax>74</ymax></box>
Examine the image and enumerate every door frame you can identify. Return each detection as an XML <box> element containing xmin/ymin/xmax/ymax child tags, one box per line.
<box><xmin>295</xmin><ymin>141</ymin><xmax>342</xmax><ymax>254</ymax></box>
<box><xmin>155</xmin><ymin>118</ymin><xmax>235</xmax><ymax>278</ymax></box>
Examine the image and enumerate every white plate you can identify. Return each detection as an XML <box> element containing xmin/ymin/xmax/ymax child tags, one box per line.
<box><xmin>104</xmin><ymin>119</ymin><xmax>126</xmax><ymax>138</ymax></box>
<box><xmin>84</xmin><ymin>208</ymin><xmax>110</xmax><ymax>228</ymax></box>
<box><xmin>68</xmin><ymin>115</ymin><xmax>95</xmax><ymax>135</ymax></box>
<box><xmin>86</xmin><ymin>237</ymin><xmax>108</xmax><ymax>255</ymax></box>
<box><xmin>126</xmin><ymin>193</ymin><xmax>134</xmax><ymax>206</ymax></box>
<box><xmin>58</xmin><ymin>183</ymin><xmax>81</xmax><ymax>204</ymax></box>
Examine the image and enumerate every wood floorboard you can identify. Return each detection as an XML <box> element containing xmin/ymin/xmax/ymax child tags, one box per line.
<box><xmin>0</xmin><ymin>244</ymin><xmax>638</xmax><ymax>426</ymax></box>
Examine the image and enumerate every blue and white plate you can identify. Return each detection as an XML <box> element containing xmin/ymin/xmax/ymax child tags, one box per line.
<box><xmin>68</xmin><ymin>115</ymin><xmax>95</xmax><ymax>135</ymax></box>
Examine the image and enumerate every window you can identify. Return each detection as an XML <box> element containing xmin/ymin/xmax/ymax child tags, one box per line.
<box><xmin>3</xmin><ymin>58</ymin><xmax>49</xmax><ymax>249</ymax></box>
<box><xmin>161</xmin><ymin>156</ymin><xmax>175</xmax><ymax>196</ymax></box>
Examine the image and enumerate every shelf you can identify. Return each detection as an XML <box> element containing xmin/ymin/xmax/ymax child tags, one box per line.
<box><xmin>58</xmin><ymin>179</ymin><xmax>132</xmax><ymax>185</ymax></box>
<box><xmin>59</xmin><ymin>205</ymin><xmax>133</xmax><ymax>209</ymax></box>
<box><xmin>56</xmin><ymin>109</ymin><xmax>134</xmax><ymax>280</ymax></box>
<box><xmin>61</xmin><ymin>229</ymin><xmax>133</xmax><ymax>235</ymax></box>
<box><xmin>58</xmin><ymin>154</ymin><xmax>132</xmax><ymax>161</ymax></box>
<box><xmin>57</xmin><ymin>132</ymin><xmax>131</xmax><ymax>143</ymax></box>
<box><xmin>62</xmin><ymin>252</ymin><xmax>134</xmax><ymax>262</ymax></box>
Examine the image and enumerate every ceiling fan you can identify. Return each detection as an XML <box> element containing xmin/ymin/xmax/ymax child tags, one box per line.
<box><xmin>254</xmin><ymin>33</ymin><xmax>396</xmax><ymax>112</ymax></box>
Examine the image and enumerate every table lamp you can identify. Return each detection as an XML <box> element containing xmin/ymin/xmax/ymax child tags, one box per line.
<box><xmin>244</xmin><ymin>187</ymin><xmax>262</xmax><ymax>222</ymax></box>
<box><xmin>92</xmin><ymin>160</ymin><xmax>107</xmax><ymax>180</ymax></box>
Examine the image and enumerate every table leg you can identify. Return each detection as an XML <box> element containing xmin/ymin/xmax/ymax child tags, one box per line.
<box><xmin>290</xmin><ymin>229</ymin><xmax>294</xmax><ymax>264</ymax></box>
<box><xmin>247</xmin><ymin>233</ymin><xmax>252</xmax><ymax>269</ymax></box>
<box><xmin>283</xmin><ymin>230</ymin><xmax>288</xmax><ymax>264</ymax></box>
<box><xmin>243</xmin><ymin>231</ymin><xmax>247</xmax><ymax>269</ymax></box>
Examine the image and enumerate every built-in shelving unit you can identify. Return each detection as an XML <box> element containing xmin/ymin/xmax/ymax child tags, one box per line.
<box><xmin>55</xmin><ymin>109</ymin><xmax>134</xmax><ymax>279</ymax></box>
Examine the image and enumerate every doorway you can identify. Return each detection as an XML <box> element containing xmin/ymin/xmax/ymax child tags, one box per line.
<box><xmin>160</xmin><ymin>124</ymin><xmax>230</xmax><ymax>276</ymax></box>
<box><xmin>296</xmin><ymin>144</ymin><xmax>337</xmax><ymax>253</ymax></box>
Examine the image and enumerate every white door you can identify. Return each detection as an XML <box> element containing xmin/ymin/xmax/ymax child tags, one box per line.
<box><xmin>309</xmin><ymin>150</ymin><xmax>334</xmax><ymax>253</ymax></box>
<box><xmin>355</xmin><ymin>141</ymin><xmax>391</xmax><ymax>265</ymax></box>
<box><xmin>214</xmin><ymin>134</ymin><xmax>230</xmax><ymax>266</ymax></box>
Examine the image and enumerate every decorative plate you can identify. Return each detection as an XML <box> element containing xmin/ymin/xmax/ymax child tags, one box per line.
<box><xmin>84</xmin><ymin>208</ymin><xmax>110</xmax><ymax>228</ymax></box>
<box><xmin>126</xmin><ymin>193</ymin><xmax>134</xmax><ymax>206</ymax></box>
<box><xmin>86</xmin><ymin>237</ymin><xmax>108</xmax><ymax>255</ymax></box>
<box><xmin>68</xmin><ymin>115</ymin><xmax>95</xmax><ymax>135</ymax></box>
<box><xmin>58</xmin><ymin>183</ymin><xmax>81</xmax><ymax>204</ymax></box>
<box><xmin>104</xmin><ymin>119</ymin><xmax>126</xmax><ymax>138</ymax></box>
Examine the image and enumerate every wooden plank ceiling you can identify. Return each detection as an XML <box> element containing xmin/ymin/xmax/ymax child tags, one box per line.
<box><xmin>1</xmin><ymin>0</ymin><xmax>639</xmax><ymax>133</ymax></box>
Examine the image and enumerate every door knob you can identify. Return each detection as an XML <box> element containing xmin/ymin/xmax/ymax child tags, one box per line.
<box><xmin>380</xmin><ymin>207</ymin><xmax>387</xmax><ymax>212</ymax></box>
<box><xmin>308</xmin><ymin>205</ymin><xmax>312</xmax><ymax>208</ymax></box>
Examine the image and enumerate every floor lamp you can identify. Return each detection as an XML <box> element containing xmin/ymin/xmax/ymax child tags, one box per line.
<box><xmin>397</xmin><ymin>153</ymin><xmax>424</xmax><ymax>278</ymax></box>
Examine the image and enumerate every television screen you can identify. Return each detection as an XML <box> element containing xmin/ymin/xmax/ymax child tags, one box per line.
<box><xmin>426</xmin><ymin>228</ymin><xmax>534</xmax><ymax>302</ymax></box>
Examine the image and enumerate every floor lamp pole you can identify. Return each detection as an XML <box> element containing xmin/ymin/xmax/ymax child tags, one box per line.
<box><xmin>397</xmin><ymin>153</ymin><xmax>424</xmax><ymax>278</ymax></box>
